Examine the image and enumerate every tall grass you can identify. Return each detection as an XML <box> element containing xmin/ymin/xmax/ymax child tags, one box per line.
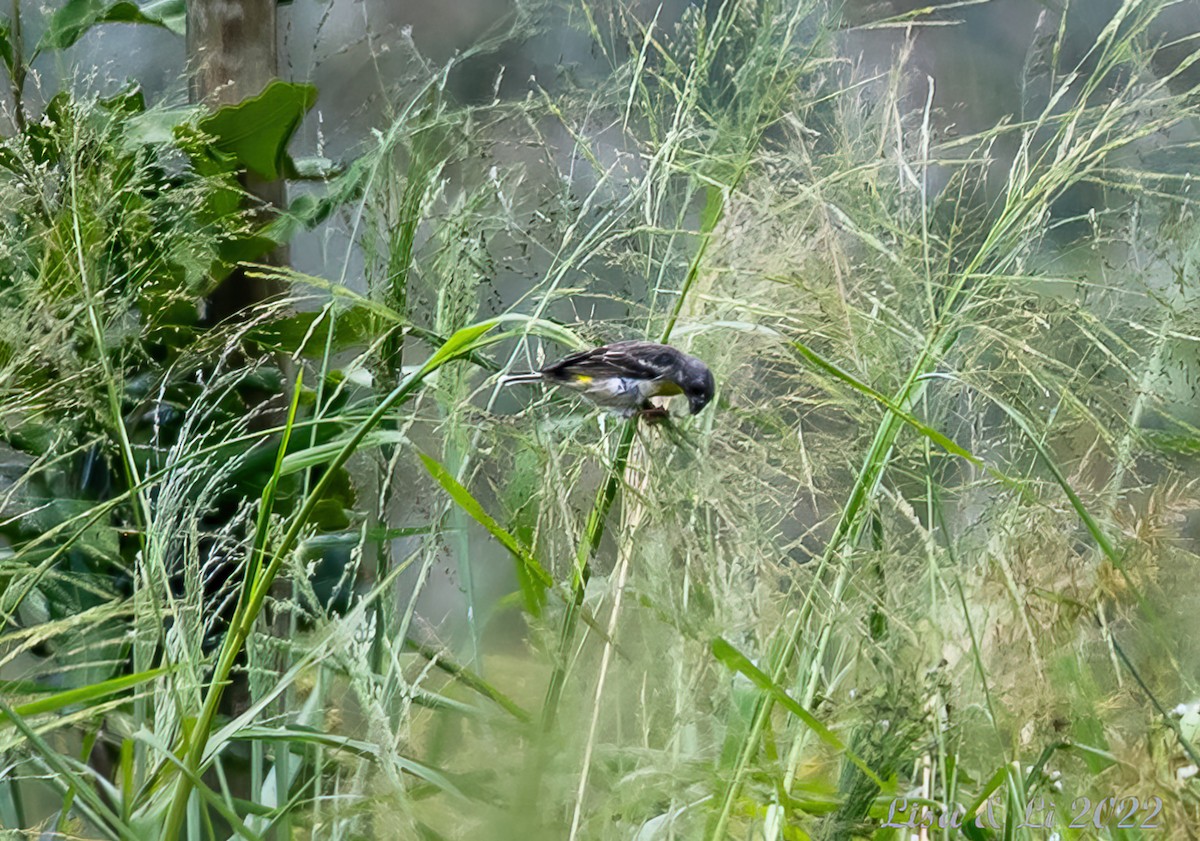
<box><xmin>3</xmin><ymin>0</ymin><xmax>1200</xmax><ymax>838</ymax></box>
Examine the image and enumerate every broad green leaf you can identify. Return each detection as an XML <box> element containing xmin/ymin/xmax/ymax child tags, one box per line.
<box><xmin>37</xmin><ymin>0</ymin><xmax>183</xmax><ymax>54</ymax></box>
<box><xmin>710</xmin><ymin>637</ymin><xmax>885</xmax><ymax>789</ymax></box>
<box><xmin>121</xmin><ymin>105</ymin><xmax>198</xmax><ymax>148</ymax></box>
<box><xmin>247</xmin><ymin>306</ymin><xmax>375</xmax><ymax>356</ymax></box>
<box><xmin>140</xmin><ymin>0</ymin><xmax>184</xmax><ymax>33</ymax></box>
<box><xmin>198</xmin><ymin>80</ymin><xmax>318</xmax><ymax>181</ymax></box>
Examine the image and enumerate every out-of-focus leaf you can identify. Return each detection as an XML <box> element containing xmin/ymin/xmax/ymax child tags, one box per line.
<box><xmin>0</xmin><ymin>17</ymin><xmax>14</xmax><ymax>74</ymax></box>
<box><xmin>37</xmin><ymin>0</ymin><xmax>183</xmax><ymax>53</ymax></box>
<box><xmin>248</xmin><ymin>306</ymin><xmax>375</xmax><ymax>356</ymax></box>
<box><xmin>266</xmin><ymin>156</ymin><xmax>370</xmax><ymax>243</ymax></box>
<box><xmin>308</xmin><ymin>498</ymin><xmax>350</xmax><ymax>531</ymax></box>
<box><xmin>121</xmin><ymin>105</ymin><xmax>198</xmax><ymax>148</ymax></box>
<box><xmin>198</xmin><ymin>81</ymin><xmax>317</xmax><ymax>181</ymax></box>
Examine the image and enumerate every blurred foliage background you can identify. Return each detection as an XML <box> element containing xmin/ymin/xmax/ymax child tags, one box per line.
<box><xmin>2</xmin><ymin>0</ymin><xmax>1200</xmax><ymax>838</ymax></box>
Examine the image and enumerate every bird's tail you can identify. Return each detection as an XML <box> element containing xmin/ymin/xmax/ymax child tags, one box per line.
<box><xmin>500</xmin><ymin>372</ymin><xmax>544</xmax><ymax>386</ymax></box>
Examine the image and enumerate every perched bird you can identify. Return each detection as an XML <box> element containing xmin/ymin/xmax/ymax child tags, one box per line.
<box><xmin>503</xmin><ymin>340</ymin><xmax>715</xmax><ymax>417</ymax></box>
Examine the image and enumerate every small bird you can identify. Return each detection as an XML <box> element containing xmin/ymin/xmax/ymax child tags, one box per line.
<box><xmin>502</xmin><ymin>340</ymin><xmax>715</xmax><ymax>418</ymax></box>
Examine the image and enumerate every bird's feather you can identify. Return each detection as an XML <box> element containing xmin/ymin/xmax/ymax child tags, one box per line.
<box><xmin>541</xmin><ymin>340</ymin><xmax>677</xmax><ymax>383</ymax></box>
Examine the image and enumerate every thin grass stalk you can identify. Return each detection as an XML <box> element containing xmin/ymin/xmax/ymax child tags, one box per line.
<box><xmin>567</xmin><ymin>440</ymin><xmax>649</xmax><ymax>840</ymax></box>
<box><xmin>162</xmin><ymin>321</ymin><xmax>507</xmax><ymax>836</ymax></box>
<box><xmin>66</xmin><ymin>128</ymin><xmax>165</xmax><ymax>808</ymax></box>
<box><xmin>324</xmin><ymin>79</ymin><xmax>453</xmax><ymax>685</ymax></box>
<box><xmin>1105</xmin><ymin>307</ymin><xmax>1170</xmax><ymax>511</ymax></box>
<box><xmin>277</xmin><ymin>300</ymin><xmax>348</xmax><ymax>841</ymax></box>
<box><xmin>708</xmin><ymin>9</ymin><xmax>1182</xmax><ymax>829</ymax></box>
<box><xmin>525</xmin><ymin>18</ymin><xmax>820</xmax><ymax>836</ymax></box>
<box><xmin>67</xmin><ymin>125</ymin><xmax>151</xmax><ymax>546</ymax></box>
<box><xmin>538</xmin><ymin>0</ymin><xmax>808</xmax><ymax>729</ymax></box>
<box><xmin>371</xmin><ymin>102</ymin><xmax>450</xmax><ymax>673</ymax></box>
<box><xmin>540</xmin><ymin>421</ymin><xmax>638</xmax><ymax>732</ymax></box>
<box><xmin>163</xmin><ymin>373</ymin><xmax>306</xmax><ymax>836</ymax></box>
<box><xmin>539</xmin><ymin>185</ymin><xmax>725</xmax><ymax>731</ymax></box>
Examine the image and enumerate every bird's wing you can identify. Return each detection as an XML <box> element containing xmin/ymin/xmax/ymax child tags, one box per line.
<box><xmin>543</xmin><ymin>341</ymin><xmax>676</xmax><ymax>381</ymax></box>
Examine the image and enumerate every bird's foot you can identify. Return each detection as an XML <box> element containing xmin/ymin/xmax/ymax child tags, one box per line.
<box><xmin>636</xmin><ymin>405</ymin><xmax>671</xmax><ymax>424</ymax></box>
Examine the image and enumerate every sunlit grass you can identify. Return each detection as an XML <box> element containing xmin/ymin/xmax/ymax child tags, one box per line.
<box><xmin>2</xmin><ymin>0</ymin><xmax>1200</xmax><ymax>838</ymax></box>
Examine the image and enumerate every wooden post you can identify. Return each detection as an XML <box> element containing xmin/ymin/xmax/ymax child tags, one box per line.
<box><xmin>187</xmin><ymin>0</ymin><xmax>286</xmax><ymax>320</ymax></box>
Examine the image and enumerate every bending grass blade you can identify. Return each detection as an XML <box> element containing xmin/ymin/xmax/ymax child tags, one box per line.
<box><xmin>405</xmin><ymin>639</ymin><xmax>533</xmax><ymax>723</ymax></box>
<box><xmin>928</xmin><ymin>374</ymin><xmax>1121</xmax><ymax>564</ymax></box>
<box><xmin>418</xmin><ymin>450</ymin><xmax>554</xmax><ymax>612</ymax></box>
<box><xmin>792</xmin><ymin>338</ymin><xmax>981</xmax><ymax>466</ymax></box>
<box><xmin>418</xmin><ymin>449</ymin><xmax>628</xmax><ymax>653</ymax></box>
<box><xmin>1110</xmin><ymin>637</ymin><xmax>1200</xmax><ymax>768</ymax></box>
<box><xmin>0</xmin><ymin>667</ymin><xmax>169</xmax><ymax>728</ymax></box>
<box><xmin>959</xmin><ymin>762</ymin><xmax>1014</xmax><ymax>838</ymax></box>
<box><xmin>231</xmin><ymin>726</ymin><xmax>469</xmax><ymax>800</ymax></box>
<box><xmin>281</xmin><ymin>430</ymin><xmax>411</xmax><ymax>476</ymax></box>
<box><xmin>711</xmin><ymin>638</ymin><xmax>884</xmax><ymax>788</ymax></box>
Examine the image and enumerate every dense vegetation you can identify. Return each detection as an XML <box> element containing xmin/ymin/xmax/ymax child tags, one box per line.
<box><xmin>2</xmin><ymin>0</ymin><xmax>1199</xmax><ymax>838</ymax></box>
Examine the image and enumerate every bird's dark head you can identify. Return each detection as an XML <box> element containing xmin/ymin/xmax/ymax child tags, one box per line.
<box><xmin>682</xmin><ymin>357</ymin><xmax>716</xmax><ymax>415</ymax></box>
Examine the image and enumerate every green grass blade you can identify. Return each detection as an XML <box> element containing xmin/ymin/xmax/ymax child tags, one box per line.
<box><xmin>0</xmin><ymin>667</ymin><xmax>168</xmax><ymax>726</ymax></box>
<box><xmin>711</xmin><ymin>637</ymin><xmax>884</xmax><ymax>789</ymax></box>
<box><xmin>418</xmin><ymin>450</ymin><xmax>553</xmax><ymax>605</ymax></box>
